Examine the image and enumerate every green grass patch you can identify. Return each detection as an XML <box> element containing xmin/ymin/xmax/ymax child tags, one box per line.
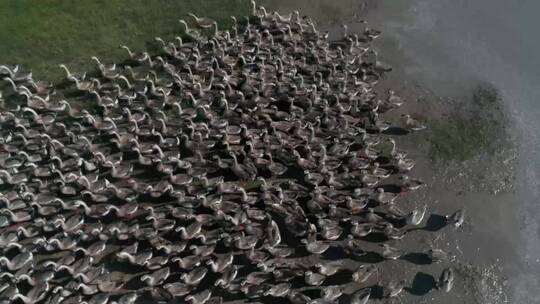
<box><xmin>426</xmin><ymin>84</ymin><xmax>508</xmax><ymax>162</ymax></box>
<box><xmin>0</xmin><ymin>0</ymin><xmax>360</xmax><ymax>82</ymax></box>
<box><xmin>0</xmin><ymin>0</ymin><xmax>249</xmax><ymax>82</ymax></box>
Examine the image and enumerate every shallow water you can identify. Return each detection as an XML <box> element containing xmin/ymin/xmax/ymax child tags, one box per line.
<box><xmin>359</xmin><ymin>0</ymin><xmax>540</xmax><ymax>302</ymax></box>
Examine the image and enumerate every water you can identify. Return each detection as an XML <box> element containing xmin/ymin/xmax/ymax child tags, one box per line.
<box><xmin>361</xmin><ymin>0</ymin><xmax>540</xmax><ymax>302</ymax></box>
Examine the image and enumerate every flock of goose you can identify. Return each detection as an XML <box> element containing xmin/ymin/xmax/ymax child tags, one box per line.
<box><xmin>0</xmin><ymin>1</ymin><xmax>463</xmax><ymax>304</ymax></box>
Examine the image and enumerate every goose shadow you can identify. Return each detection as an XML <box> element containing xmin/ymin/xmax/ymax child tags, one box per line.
<box><xmin>404</xmin><ymin>272</ymin><xmax>437</xmax><ymax>296</ymax></box>
<box><xmin>399</xmin><ymin>252</ymin><xmax>432</xmax><ymax>265</ymax></box>
<box><xmin>377</xmin><ymin>184</ymin><xmax>403</xmax><ymax>194</ymax></box>
<box><xmin>425</xmin><ymin>214</ymin><xmax>449</xmax><ymax>231</ymax></box>
<box><xmin>368</xmin><ymin>284</ymin><xmax>385</xmax><ymax>299</ymax></box>
<box><xmin>408</xmin><ymin>214</ymin><xmax>448</xmax><ymax>233</ymax></box>
<box><xmin>322</xmin><ymin>246</ymin><xmax>348</xmax><ymax>260</ymax></box>
<box><xmin>382</xmin><ymin>126</ymin><xmax>409</xmax><ymax>136</ymax></box>
<box><xmin>359</xmin><ymin>232</ymin><xmax>389</xmax><ymax>243</ymax></box>
<box><xmin>350</xmin><ymin>251</ymin><xmax>385</xmax><ymax>264</ymax></box>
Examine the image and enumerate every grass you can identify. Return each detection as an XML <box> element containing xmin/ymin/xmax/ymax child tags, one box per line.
<box><xmin>0</xmin><ymin>0</ymin><xmax>359</xmax><ymax>82</ymax></box>
<box><xmin>0</xmin><ymin>0</ymin><xmax>250</xmax><ymax>82</ymax></box>
<box><xmin>426</xmin><ymin>84</ymin><xmax>508</xmax><ymax>162</ymax></box>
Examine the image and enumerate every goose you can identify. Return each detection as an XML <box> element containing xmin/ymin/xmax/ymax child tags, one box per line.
<box><xmin>53</xmin><ymin>213</ymin><xmax>84</xmax><ymax>232</ymax></box>
<box><xmin>181</xmin><ymin>266</ymin><xmax>208</xmax><ymax>285</ymax></box>
<box><xmin>402</xmin><ymin>114</ymin><xmax>426</xmax><ymax>131</ymax></box>
<box><xmin>98</xmin><ymin>280</ymin><xmax>125</xmax><ymax>293</ymax></box>
<box><xmin>398</xmin><ymin>175</ymin><xmax>424</xmax><ymax>191</ymax></box>
<box><xmin>89</xmin><ymin>90</ymin><xmax>118</xmax><ymax>108</ymax></box>
<box><xmin>46</xmin><ymin>233</ymin><xmax>79</xmax><ymax>251</ymax></box>
<box><xmin>0</xmin><ymin>155</ymin><xmax>25</xmax><ymax>169</ymax></box>
<box><xmin>109</xmin><ymin>162</ymin><xmax>133</xmax><ymax>179</ymax></box>
<box><xmin>0</xmin><ymin>208</ymin><xmax>32</xmax><ymax>222</ymax></box>
<box><xmin>141</xmin><ymin>267</ymin><xmax>170</xmax><ymax>286</ymax></box>
<box><xmin>3</xmin><ymin>67</ymin><xmax>32</xmax><ymax>82</ymax></box>
<box><xmin>91</xmin><ymin>56</ymin><xmax>116</xmax><ymax>74</ymax></box>
<box><xmin>350</xmin><ymin>288</ymin><xmax>371</xmax><ymax>304</ymax></box>
<box><xmin>42</xmin><ymin>292</ymin><xmax>63</xmax><ymax>304</ymax></box>
<box><xmin>22</xmin><ymin>107</ymin><xmax>56</xmax><ymax>125</ymax></box>
<box><xmin>169</xmin><ymin>172</ymin><xmax>193</xmax><ymax>186</ymax></box>
<box><xmin>164</xmin><ymin>282</ymin><xmax>191</xmax><ymax>297</ymax></box>
<box><xmin>74</xmin><ymin>265</ymin><xmax>106</xmax><ymax>284</ymax></box>
<box><xmin>206</xmin><ymin>252</ymin><xmax>233</xmax><ymax>272</ymax></box>
<box><xmin>84</xmin><ymin>293</ymin><xmax>109</xmax><ymax>304</ymax></box>
<box><xmin>287</xmin><ymin>291</ymin><xmax>312</xmax><ymax>304</ymax></box>
<box><xmin>62</xmin><ymin>294</ymin><xmax>83</xmax><ymax>304</ymax></box>
<box><xmin>66</xmin><ymin>281</ymin><xmax>100</xmax><ymax>299</ymax></box>
<box><xmin>263</xmin><ymin>282</ymin><xmax>291</xmax><ymax>297</ymax></box>
<box><xmin>315</xmin><ymin>261</ymin><xmax>342</xmax><ymax>276</ymax></box>
<box><xmin>214</xmin><ymin>265</ymin><xmax>238</xmax><ymax>288</ymax></box>
<box><xmin>446</xmin><ymin>209</ymin><xmax>465</xmax><ymax>228</ymax></box>
<box><xmin>229</xmin><ymin>151</ymin><xmax>256</xmax><ymax>180</ymax></box>
<box><xmin>0</xmin><ymin>250</ymin><xmax>33</xmax><ymax>271</ymax></box>
<box><xmin>371</xmin><ymin>162</ymin><xmax>390</xmax><ymax>178</ymax></box>
<box><xmin>351</xmin><ymin>221</ymin><xmax>375</xmax><ymax>237</ymax></box>
<box><xmin>58</xmin><ymin>64</ymin><xmax>86</xmax><ymax>82</ymax></box>
<box><xmin>395</xmin><ymin>157</ymin><xmax>415</xmax><ymax>172</ymax></box>
<box><xmin>379</xmin><ymin>244</ymin><xmax>402</xmax><ymax>260</ymax></box>
<box><xmin>241</xmin><ymin>283</ymin><xmax>268</xmax><ymax>299</ymax></box>
<box><xmin>0</xmin><ymin>231</ymin><xmax>19</xmax><ymax>247</ymax></box>
<box><xmin>0</xmin><ymin>284</ymin><xmax>19</xmax><ymax>300</ymax></box>
<box><xmin>304</xmin><ymin>169</ymin><xmax>324</xmax><ymax>186</ymax></box>
<box><xmin>190</xmin><ymin>243</ymin><xmax>216</xmax><ymax>257</ymax></box>
<box><xmin>116</xmin><ymin>243</ymin><xmax>146</xmax><ymax>264</ymax></box>
<box><xmin>244</xmin><ymin>271</ymin><xmax>272</xmax><ymax>286</ymax></box>
<box><xmin>175</xmin><ymin>220</ymin><xmax>203</xmax><ymax>239</ymax></box>
<box><xmin>437</xmin><ymin>267</ymin><xmax>455</xmax><ymax>292</ymax></box>
<box><xmin>233</xmin><ymin>232</ymin><xmax>259</xmax><ymax>250</ymax></box>
<box><xmin>41</xmin><ymin>251</ymin><xmax>76</xmax><ymax>270</ymax></box>
<box><xmin>187</xmin><ymin>13</ymin><xmax>216</xmax><ymax>29</ymax></box>
<box><xmin>293</xmin><ymin>149</ymin><xmax>317</xmax><ymax>169</ymax></box>
<box><xmin>0</xmin><ymin>64</ymin><xmax>19</xmax><ymax>76</ymax></box>
<box><xmin>320</xmin><ymin>285</ymin><xmax>344</xmax><ymax>301</ymax></box>
<box><xmin>352</xmin><ymin>264</ymin><xmax>377</xmax><ymax>283</ymax></box>
<box><xmin>360</xmin><ymin>170</ymin><xmax>380</xmax><ymax>188</ymax></box>
<box><xmin>17</xmin><ymin>271</ymin><xmax>55</xmax><ymax>287</ymax></box>
<box><xmin>186</xmin><ymin>289</ymin><xmax>212</xmax><ymax>304</ymax></box>
<box><xmin>83</xmin><ymin>113</ymin><xmax>117</xmax><ymax>131</ymax></box>
<box><xmin>320</xmin><ymin>223</ymin><xmax>342</xmax><ymax>240</ymax></box>
<box><xmin>108</xmin><ymin>202</ymin><xmax>139</xmax><ymax>218</ymax></box>
<box><xmin>120</xmin><ymin>45</ymin><xmax>150</xmax><ymax>63</ymax></box>
<box><xmin>386</xmin><ymin>280</ymin><xmax>406</xmax><ymax>298</ymax></box>
<box><xmin>13</xmin><ymin>120</ymin><xmax>42</xmax><ymax>138</ymax></box>
<box><xmin>346</xmin><ymin>196</ymin><xmax>368</xmax><ymax>214</ymax></box>
<box><xmin>266</xmin><ymin>217</ymin><xmax>281</xmax><ymax>247</ymax></box>
<box><xmin>154</xmin><ymin>37</ymin><xmax>178</xmax><ymax>58</ymax></box>
<box><xmin>12</xmin><ymin>282</ymin><xmax>49</xmax><ymax>304</ymax></box>
<box><xmin>75</xmin><ymin>240</ymin><xmax>106</xmax><ymax>256</ymax></box>
<box><xmin>381</xmin><ymin>224</ymin><xmax>404</xmax><ymax>241</ymax></box>
<box><xmin>238</xmin><ymin>187</ymin><xmax>258</xmax><ymax>205</ymax></box>
<box><xmin>374</xmin><ymin>188</ymin><xmax>398</xmax><ymax>205</ymax></box>
<box><xmin>406</xmin><ymin>204</ymin><xmax>427</xmax><ymax>226</ymax></box>
<box><xmin>344</xmin><ymin>234</ymin><xmax>366</xmax><ymax>256</ymax></box>
<box><xmin>301</xmin><ymin>237</ymin><xmax>330</xmax><ymax>255</ymax></box>
<box><xmin>1</xmin><ymin>197</ymin><xmax>27</xmax><ymax>211</ymax></box>
<box><xmin>179</xmin><ymin>19</ymin><xmax>202</xmax><ymax>41</ymax></box>
<box><xmin>383</xmin><ymin>138</ymin><xmax>407</xmax><ymax>159</ymax></box>
<box><xmin>246</xmin><ymin>246</ymin><xmax>268</xmax><ymax>264</ymax></box>
<box><xmin>427</xmin><ymin>248</ymin><xmax>448</xmax><ymax>263</ymax></box>
<box><xmin>113</xmin><ymin>293</ymin><xmax>138</xmax><ymax>304</ymax></box>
